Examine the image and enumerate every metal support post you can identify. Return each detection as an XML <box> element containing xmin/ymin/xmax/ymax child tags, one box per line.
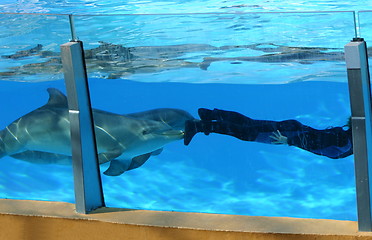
<box><xmin>60</xmin><ymin>40</ymin><xmax>105</xmax><ymax>214</ymax></box>
<box><xmin>345</xmin><ymin>38</ymin><xmax>372</xmax><ymax>231</ymax></box>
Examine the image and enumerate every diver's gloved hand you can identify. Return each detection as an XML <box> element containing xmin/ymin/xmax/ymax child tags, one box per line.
<box><xmin>269</xmin><ymin>130</ymin><xmax>288</xmax><ymax>145</ymax></box>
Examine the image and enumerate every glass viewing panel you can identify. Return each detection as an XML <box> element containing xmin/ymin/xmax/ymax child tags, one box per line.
<box><xmin>0</xmin><ymin>11</ymin><xmax>360</xmax><ymax>221</ymax></box>
<box><xmin>0</xmin><ymin>13</ymin><xmax>75</xmax><ymax>203</ymax></box>
<box><xmin>0</xmin><ymin>13</ymin><xmax>71</xmax><ymax>82</ymax></box>
<box><xmin>358</xmin><ymin>11</ymin><xmax>372</xmax><ymax>77</ymax></box>
<box><xmin>358</xmin><ymin>11</ymin><xmax>372</xmax><ymax>41</ymax></box>
<box><xmin>73</xmin><ymin>12</ymin><xmax>356</xmax><ymax>220</ymax></box>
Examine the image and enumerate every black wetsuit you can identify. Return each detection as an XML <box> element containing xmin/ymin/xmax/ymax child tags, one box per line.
<box><xmin>185</xmin><ymin>108</ymin><xmax>353</xmax><ymax>159</ymax></box>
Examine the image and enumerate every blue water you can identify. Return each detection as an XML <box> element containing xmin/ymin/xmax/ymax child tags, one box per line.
<box><xmin>0</xmin><ymin>78</ymin><xmax>355</xmax><ymax>220</ymax></box>
<box><xmin>1</xmin><ymin>0</ymin><xmax>372</xmax><ymax>14</ymax></box>
<box><xmin>0</xmin><ymin>1</ymin><xmax>368</xmax><ymax>221</ymax></box>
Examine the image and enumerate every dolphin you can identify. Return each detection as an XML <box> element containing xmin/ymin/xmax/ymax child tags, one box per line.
<box><xmin>0</xmin><ymin>88</ymin><xmax>194</xmax><ymax>176</ymax></box>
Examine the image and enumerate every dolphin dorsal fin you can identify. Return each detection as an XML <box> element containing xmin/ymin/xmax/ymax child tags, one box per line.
<box><xmin>46</xmin><ymin>88</ymin><xmax>68</xmax><ymax>107</ymax></box>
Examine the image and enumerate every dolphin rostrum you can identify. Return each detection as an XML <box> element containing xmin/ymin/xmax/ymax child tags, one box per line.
<box><xmin>0</xmin><ymin>88</ymin><xmax>194</xmax><ymax>176</ymax></box>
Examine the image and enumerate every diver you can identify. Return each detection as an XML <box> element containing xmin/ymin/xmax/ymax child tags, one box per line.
<box><xmin>184</xmin><ymin>108</ymin><xmax>353</xmax><ymax>159</ymax></box>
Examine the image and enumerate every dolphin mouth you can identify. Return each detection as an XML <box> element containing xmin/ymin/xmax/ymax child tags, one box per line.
<box><xmin>158</xmin><ymin>130</ymin><xmax>184</xmax><ymax>136</ymax></box>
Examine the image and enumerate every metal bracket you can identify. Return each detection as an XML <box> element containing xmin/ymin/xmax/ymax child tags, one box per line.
<box><xmin>345</xmin><ymin>38</ymin><xmax>372</xmax><ymax>231</ymax></box>
<box><xmin>60</xmin><ymin>41</ymin><xmax>105</xmax><ymax>214</ymax></box>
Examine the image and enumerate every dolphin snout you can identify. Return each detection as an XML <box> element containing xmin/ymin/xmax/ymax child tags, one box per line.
<box><xmin>154</xmin><ymin>129</ymin><xmax>184</xmax><ymax>140</ymax></box>
<box><xmin>161</xmin><ymin>129</ymin><xmax>184</xmax><ymax>135</ymax></box>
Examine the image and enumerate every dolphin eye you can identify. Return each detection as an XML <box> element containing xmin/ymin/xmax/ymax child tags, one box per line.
<box><xmin>142</xmin><ymin>130</ymin><xmax>149</xmax><ymax>135</ymax></box>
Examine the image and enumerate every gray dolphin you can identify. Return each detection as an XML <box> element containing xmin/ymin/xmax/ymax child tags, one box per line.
<box><xmin>0</xmin><ymin>88</ymin><xmax>194</xmax><ymax>176</ymax></box>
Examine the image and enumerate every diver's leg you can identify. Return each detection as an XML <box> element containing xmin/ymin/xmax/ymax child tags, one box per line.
<box><xmin>198</xmin><ymin>108</ymin><xmax>250</xmax><ymax>125</ymax></box>
<box><xmin>184</xmin><ymin>120</ymin><xmax>260</xmax><ymax>145</ymax></box>
<box><xmin>198</xmin><ymin>108</ymin><xmax>306</xmax><ymax>133</ymax></box>
<box><xmin>217</xmin><ymin>118</ymin><xmax>309</xmax><ymax>144</ymax></box>
<box><xmin>184</xmin><ymin>117</ymin><xmax>307</xmax><ymax>145</ymax></box>
<box><xmin>207</xmin><ymin>121</ymin><xmax>260</xmax><ymax>141</ymax></box>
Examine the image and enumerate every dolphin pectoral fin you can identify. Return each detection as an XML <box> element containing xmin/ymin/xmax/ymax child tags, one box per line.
<box><xmin>98</xmin><ymin>150</ymin><xmax>123</xmax><ymax>164</ymax></box>
<box><xmin>0</xmin><ymin>140</ymin><xmax>5</xmax><ymax>159</ymax></box>
<box><xmin>10</xmin><ymin>150</ymin><xmax>71</xmax><ymax>164</ymax></box>
<box><xmin>103</xmin><ymin>159</ymin><xmax>130</xmax><ymax>176</ymax></box>
<box><xmin>104</xmin><ymin>150</ymin><xmax>158</xmax><ymax>175</ymax></box>
<box><xmin>151</xmin><ymin>148</ymin><xmax>163</xmax><ymax>156</ymax></box>
<box><xmin>127</xmin><ymin>152</ymin><xmax>152</xmax><ymax>171</ymax></box>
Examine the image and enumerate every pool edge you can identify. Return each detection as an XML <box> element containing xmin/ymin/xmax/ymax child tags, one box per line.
<box><xmin>0</xmin><ymin>199</ymin><xmax>371</xmax><ymax>240</ymax></box>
